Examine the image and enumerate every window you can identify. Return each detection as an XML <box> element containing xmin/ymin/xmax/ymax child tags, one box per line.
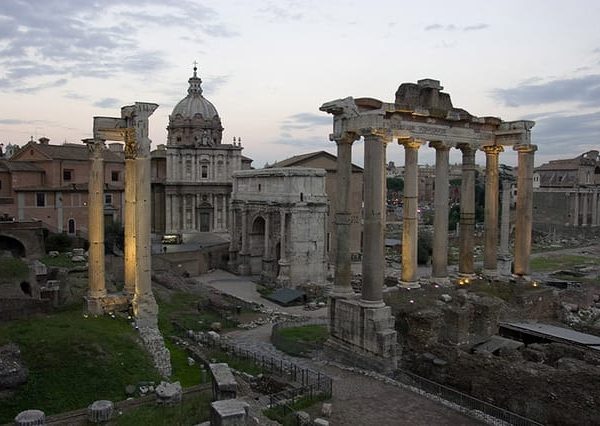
<box><xmin>63</xmin><ymin>169</ymin><xmax>73</xmax><ymax>181</ymax></box>
<box><xmin>111</xmin><ymin>171</ymin><xmax>120</xmax><ymax>182</ymax></box>
<box><xmin>67</xmin><ymin>219</ymin><xmax>75</xmax><ymax>234</ymax></box>
<box><xmin>201</xmin><ymin>165</ymin><xmax>208</xmax><ymax>178</ymax></box>
<box><xmin>36</xmin><ymin>192</ymin><xmax>45</xmax><ymax>207</ymax></box>
<box><xmin>104</xmin><ymin>194</ymin><xmax>113</xmax><ymax>206</ymax></box>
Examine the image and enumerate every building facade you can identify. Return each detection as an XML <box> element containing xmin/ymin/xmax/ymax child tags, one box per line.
<box><xmin>151</xmin><ymin>67</ymin><xmax>252</xmax><ymax>237</ymax></box>
<box><xmin>270</xmin><ymin>151</ymin><xmax>363</xmax><ymax>264</ymax></box>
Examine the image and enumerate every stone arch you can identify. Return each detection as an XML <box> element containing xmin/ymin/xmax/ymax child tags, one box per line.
<box><xmin>249</xmin><ymin>215</ymin><xmax>266</xmax><ymax>274</ymax></box>
<box><xmin>67</xmin><ymin>218</ymin><xmax>76</xmax><ymax>235</ymax></box>
<box><xmin>0</xmin><ymin>235</ymin><xmax>26</xmax><ymax>258</ymax></box>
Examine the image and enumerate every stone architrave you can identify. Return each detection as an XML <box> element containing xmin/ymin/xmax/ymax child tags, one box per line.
<box><xmin>399</xmin><ymin>137</ymin><xmax>421</xmax><ymax>288</ymax></box>
<box><xmin>361</xmin><ymin>130</ymin><xmax>389</xmax><ymax>305</ymax></box>
<box><xmin>482</xmin><ymin>144</ymin><xmax>503</xmax><ymax>276</ymax></box>
<box><xmin>513</xmin><ymin>144</ymin><xmax>537</xmax><ymax>277</ymax></box>
<box><xmin>458</xmin><ymin>144</ymin><xmax>476</xmax><ymax>277</ymax></box>
<box><xmin>332</xmin><ymin>132</ymin><xmax>359</xmax><ymax>297</ymax></box>
<box><xmin>84</xmin><ymin>138</ymin><xmax>107</xmax><ymax>314</ymax></box>
<box><xmin>430</xmin><ymin>141</ymin><xmax>450</xmax><ymax>284</ymax></box>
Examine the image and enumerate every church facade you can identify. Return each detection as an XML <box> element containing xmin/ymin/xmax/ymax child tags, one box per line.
<box><xmin>152</xmin><ymin>67</ymin><xmax>252</xmax><ymax>236</ymax></box>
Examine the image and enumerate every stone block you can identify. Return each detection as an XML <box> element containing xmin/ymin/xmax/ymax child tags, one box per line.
<box><xmin>88</xmin><ymin>400</ymin><xmax>114</xmax><ymax>423</ymax></box>
<box><xmin>321</xmin><ymin>402</ymin><xmax>332</xmax><ymax>418</ymax></box>
<box><xmin>72</xmin><ymin>248</ymin><xmax>85</xmax><ymax>256</ymax></box>
<box><xmin>72</xmin><ymin>255</ymin><xmax>86</xmax><ymax>262</ymax></box>
<box><xmin>210</xmin><ymin>399</ymin><xmax>249</xmax><ymax>426</ymax></box>
<box><xmin>296</xmin><ymin>411</ymin><xmax>311</xmax><ymax>425</ymax></box>
<box><xmin>14</xmin><ymin>409</ymin><xmax>45</xmax><ymax>426</ymax></box>
<box><xmin>313</xmin><ymin>418</ymin><xmax>329</xmax><ymax>426</ymax></box>
<box><xmin>155</xmin><ymin>381</ymin><xmax>182</xmax><ymax>405</ymax></box>
<box><xmin>210</xmin><ymin>363</ymin><xmax>237</xmax><ymax>400</ymax></box>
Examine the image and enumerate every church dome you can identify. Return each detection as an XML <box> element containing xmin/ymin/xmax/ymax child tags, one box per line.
<box><xmin>171</xmin><ymin>66</ymin><xmax>219</xmax><ymax>120</ymax></box>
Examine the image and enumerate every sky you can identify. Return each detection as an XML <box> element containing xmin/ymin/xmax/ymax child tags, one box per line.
<box><xmin>1</xmin><ymin>0</ymin><xmax>600</xmax><ymax>168</ymax></box>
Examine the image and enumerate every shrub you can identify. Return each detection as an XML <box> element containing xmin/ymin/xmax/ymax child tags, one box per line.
<box><xmin>45</xmin><ymin>233</ymin><xmax>73</xmax><ymax>253</ymax></box>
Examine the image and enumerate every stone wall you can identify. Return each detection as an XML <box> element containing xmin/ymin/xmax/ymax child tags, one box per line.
<box><xmin>0</xmin><ymin>298</ymin><xmax>51</xmax><ymax>321</ymax></box>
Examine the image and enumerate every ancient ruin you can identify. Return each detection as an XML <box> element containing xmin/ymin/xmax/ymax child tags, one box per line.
<box><xmin>321</xmin><ymin>79</ymin><xmax>536</xmax><ymax>372</ymax></box>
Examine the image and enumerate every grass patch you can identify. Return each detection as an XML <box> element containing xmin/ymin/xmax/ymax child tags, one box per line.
<box><xmin>469</xmin><ymin>280</ymin><xmax>517</xmax><ymax>302</ymax></box>
<box><xmin>0</xmin><ymin>307</ymin><xmax>159</xmax><ymax>424</ymax></box>
<box><xmin>264</xmin><ymin>394</ymin><xmax>329</xmax><ymax>425</ymax></box>
<box><xmin>40</xmin><ymin>253</ymin><xmax>77</xmax><ymax>268</ymax></box>
<box><xmin>116</xmin><ymin>391</ymin><xmax>212</xmax><ymax>425</ymax></box>
<box><xmin>166</xmin><ymin>340</ymin><xmax>203</xmax><ymax>387</ymax></box>
<box><xmin>257</xmin><ymin>285</ymin><xmax>274</xmax><ymax>297</ymax></box>
<box><xmin>0</xmin><ymin>257</ymin><xmax>29</xmax><ymax>281</ymax></box>
<box><xmin>530</xmin><ymin>254</ymin><xmax>600</xmax><ymax>272</ymax></box>
<box><xmin>273</xmin><ymin>325</ymin><xmax>329</xmax><ymax>357</ymax></box>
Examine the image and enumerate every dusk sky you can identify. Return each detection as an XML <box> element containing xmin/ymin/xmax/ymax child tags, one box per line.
<box><xmin>1</xmin><ymin>0</ymin><xmax>600</xmax><ymax>168</ymax></box>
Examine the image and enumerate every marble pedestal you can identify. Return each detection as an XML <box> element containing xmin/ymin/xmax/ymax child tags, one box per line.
<box><xmin>325</xmin><ymin>296</ymin><xmax>398</xmax><ymax>373</ymax></box>
<box><xmin>497</xmin><ymin>254</ymin><xmax>513</xmax><ymax>277</ymax></box>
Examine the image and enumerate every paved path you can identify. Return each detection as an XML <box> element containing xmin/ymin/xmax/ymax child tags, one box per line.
<box><xmin>196</xmin><ymin>270</ymin><xmax>482</xmax><ymax>426</ymax></box>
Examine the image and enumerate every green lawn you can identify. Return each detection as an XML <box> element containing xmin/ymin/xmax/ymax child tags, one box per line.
<box><xmin>0</xmin><ymin>307</ymin><xmax>159</xmax><ymax>424</ymax></box>
<box><xmin>40</xmin><ymin>253</ymin><xmax>77</xmax><ymax>268</ymax></box>
<box><xmin>273</xmin><ymin>325</ymin><xmax>329</xmax><ymax>357</ymax></box>
<box><xmin>115</xmin><ymin>391</ymin><xmax>212</xmax><ymax>425</ymax></box>
<box><xmin>530</xmin><ymin>254</ymin><xmax>600</xmax><ymax>272</ymax></box>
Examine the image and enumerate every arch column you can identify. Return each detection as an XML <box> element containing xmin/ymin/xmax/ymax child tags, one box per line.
<box><xmin>332</xmin><ymin>132</ymin><xmax>359</xmax><ymax>297</ymax></box>
<box><xmin>277</xmin><ymin>210</ymin><xmax>290</xmax><ymax>287</ymax></box>
<box><xmin>85</xmin><ymin>138</ymin><xmax>106</xmax><ymax>314</ymax></box>
<box><xmin>399</xmin><ymin>137</ymin><xmax>421</xmax><ymax>288</ymax></box>
<box><xmin>458</xmin><ymin>144</ymin><xmax>476</xmax><ymax>277</ymax></box>
<box><xmin>513</xmin><ymin>144</ymin><xmax>537</xmax><ymax>277</ymax></box>
<box><xmin>430</xmin><ymin>141</ymin><xmax>450</xmax><ymax>284</ymax></box>
<box><xmin>361</xmin><ymin>130</ymin><xmax>390</xmax><ymax>306</ymax></box>
<box><xmin>482</xmin><ymin>144</ymin><xmax>504</xmax><ymax>276</ymax></box>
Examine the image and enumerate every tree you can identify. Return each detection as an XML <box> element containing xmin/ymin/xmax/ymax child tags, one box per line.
<box><xmin>386</xmin><ymin>177</ymin><xmax>404</xmax><ymax>192</ymax></box>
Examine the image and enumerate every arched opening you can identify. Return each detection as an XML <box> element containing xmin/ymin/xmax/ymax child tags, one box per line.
<box><xmin>0</xmin><ymin>235</ymin><xmax>26</xmax><ymax>257</ymax></box>
<box><xmin>249</xmin><ymin>216</ymin><xmax>266</xmax><ymax>274</ymax></box>
<box><xmin>68</xmin><ymin>218</ymin><xmax>76</xmax><ymax>234</ymax></box>
<box><xmin>20</xmin><ymin>281</ymin><xmax>31</xmax><ymax>296</ymax></box>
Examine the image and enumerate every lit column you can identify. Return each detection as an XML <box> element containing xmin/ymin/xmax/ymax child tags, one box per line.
<box><xmin>332</xmin><ymin>132</ymin><xmax>358</xmax><ymax>297</ymax></box>
<box><xmin>430</xmin><ymin>141</ymin><xmax>450</xmax><ymax>284</ymax></box>
<box><xmin>361</xmin><ymin>130</ymin><xmax>389</xmax><ymax>306</ymax></box>
<box><xmin>277</xmin><ymin>209</ymin><xmax>290</xmax><ymax>286</ymax></box>
<box><xmin>124</xmin><ymin>131</ymin><xmax>137</xmax><ymax>297</ymax></box>
<box><xmin>399</xmin><ymin>137</ymin><xmax>421</xmax><ymax>288</ymax></box>
<box><xmin>482</xmin><ymin>144</ymin><xmax>503</xmax><ymax>275</ymax></box>
<box><xmin>513</xmin><ymin>144</ymin><xmax>537</xmax><ymax>277</ymax></box>
<box><xmin>85</xmin><ymin>138</ymin><xmax>106</xmax><ymax>313</ymax></box>
<box><xmin>458</xmin><ymin>144</ymin><xmax>476</xmax><ymax>276</ymax></box>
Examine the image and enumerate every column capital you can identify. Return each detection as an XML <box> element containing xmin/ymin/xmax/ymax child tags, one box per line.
<box><xmin>482</xmin><ymin>144</ymin><xmax>504</xmax><ymax>155</ymax></box>
<box><xmin>83</xmin><ymin>138</ymin><xmax>106</xmax><ymax>159</ymax></box>
<box><xmin>514</xmin><ymin>144</ymin><xmax>538</xmax><ymax>154</ymax></box>
<box><xmin>457</xmin><ymin>143</ymin><xmax>477</xmax><ymax>154</ymax></box>
<box><xmin>398</xmin><ymin>137</ymin><xmax>422</xmax><ymax>150</ymax></box>
<box><xmin>429</xmin><ymin>141</ymin><xmax>450</xmax><ymax>151</ymax></box>
<box><xmin>331</xmin><ymin>131</ymin><xmax>359</xmax><ymax>145</ymax></box>
<box><xmin>123</xmin><ymin>128</ymin><xmax>138</xmax><ymax>159</ymax></box>
<box><xmin>361</xmin><ymin>128</ymin><xmax>392</xmax><ymax>142</ymax></box>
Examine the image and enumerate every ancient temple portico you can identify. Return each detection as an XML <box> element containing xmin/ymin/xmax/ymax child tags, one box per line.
<box><xmin>321</xmin><ymin>79</ymin><xmax>535</xmax><ymax>372</ymax></box>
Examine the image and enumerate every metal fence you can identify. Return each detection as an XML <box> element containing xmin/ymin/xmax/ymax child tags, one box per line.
<box><xmin>396</xmin><ymin>369</ymin><xmax>543</xmax><ymax>426</ymax></box>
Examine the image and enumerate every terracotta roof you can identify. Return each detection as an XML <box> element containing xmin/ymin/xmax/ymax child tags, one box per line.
<box><xmin>270</xmin><ymin>150</ymin><xmax>363</xmax><ymax>172</ymax></box>
<box><xmin>13</xmin><ymin>142</ymin><xmax>123</xmax><ymax>162</ymax></box>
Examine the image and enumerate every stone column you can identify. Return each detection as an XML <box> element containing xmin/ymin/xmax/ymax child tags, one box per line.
<box><xmin>227</xmin><ymin>205</ymin><xmax>238</xmax><ymax>271</ymax></box>
<box><xmin>262</xmin><ymin>211</ymin><xmax>274</xmax><ymax>280</ymax></box>
<box><xmin>277</xmin><ymin>209</ymin><xmax>290</xmax><ymax>287</ymax></box>
<box><xmin>165</xmin><ymin>194</ymin><xmax>172</xmax><ymax>233</ymax></box>
<box><xmin>482</xmin><ymin>144</ymin><xmax>503</xmax><ymax>275</ymax></box>
<box><xmin>592</xmin><ymin>191</ymin><xmax>598</xmax><ymax>226</ymax></box>
<box><xmin>361</xmin><ymin>131</ymin><xmax>389</xmax><ymax>306</ymax></box>
<box><xmin>573</xmin><ymin>192</ymin><xmax>579</xmax><ymax>226</ymax></box>
<box><xmin>458</xmin><ymin>144</ymin><xmax>476</xmax><ymax>276</ymax></box>
<box><xmin>513</xmin><ymin>144</ymin><xmax>537</xmax><ymax>277</ymax></box>
<box><xmin>430</xmin><ymin>141</ymin><xmax>450</xmax><ymax>284</ymax></box>
<box><xmin>332</xmin><ymin>132</ymin><xmax>358</xmax><ymax>297</ymax></box>
<box><xmin>238</xmin><ymin>206</ymin><xmax>250</xmax><ymax>275</ymax></box>
<box><xmin>85</xmin><ymin>138</ymin><xmax>106</xmax><ymax>314</ymax></box>
<box><xmin>582</xmin><ymin>192</ymin><xmax>589</xmax><ymax>226</ymax></box>
<box><xmin>498</xmin><ymin>178</ymin><xmax>513</xmax><ymax>276</ymax></box>
<box><xmin>213</xmin><ymin>195</ymin><xmax>218</xmax><ymax>231</ymax></box>
<box><xmin>399</xmin><ymin>138</ymin><xmax>421</xmax><ymax>288</ymax></box>
<box><xmin>124</xmin><ymin>141</ymin><xmax>137</xmax><ymax>297</ymax></box>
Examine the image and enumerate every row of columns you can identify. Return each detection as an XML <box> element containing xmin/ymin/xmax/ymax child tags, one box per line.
<box><xmin>165</xmin><ymin>193</ymin><xmax>229</xmax><ymax>232</ymax></box>
<box><xmin>569</xmin><ymin>190</ymin><xmax>600</xmax><ymax>226</ymax></box>
<box><xmin>331</xmin><ymin>130</ymin><xmax>538</xmax><ymax>303</ymax></box>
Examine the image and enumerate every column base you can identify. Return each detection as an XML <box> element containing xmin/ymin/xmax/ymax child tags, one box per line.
<box><xmin>497</xmin><ymin>255</ymin><xmax>513</xmax><ymax>276</ymax></box>
<box><xmin>85</xmin><ymin>296</ymin><xmax>105</xmax><ymax>315</ymax></box>
<box><xmin>276</xmin><ymin>260</ymin><xmax>291</xmax><ymax>288</ymax></box>
<box><xmin>330</xmin><ymin>286</ymin><xmax>357</xmax><ymax>298</ymax></box>
<box><xmin>458</xmin><ymin>272</ymin><xmax>477</xmax><ymax>279</ymax></box>
<box><xmin>397</xmin><ymin>280</ymin><xmax>421</xmax><ymax>289</ymax></box>
<box><xmin>359</xmin><ymin>298</ymin><xmax>386</xmax><ymax>308</ymax></box>
<box><xmin>512</xmin><ymin>274</ymin><xmax>532</xmax><ymax>283</ymax></box>
<box><xmin>326</xmin><ymin>297</ymin><xmax>398</xmax><ymax>374</ymax></box>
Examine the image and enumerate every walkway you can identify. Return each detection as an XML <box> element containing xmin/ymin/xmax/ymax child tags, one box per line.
<box><xmin>197</xmin><ymin>270</ymin><xmax>482</xmax><ymax>425</ymax></box>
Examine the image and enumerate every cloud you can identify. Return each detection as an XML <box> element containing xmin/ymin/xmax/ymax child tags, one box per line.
<box><xmin>257</xmin><ymin>2</ymin><xmax>304</xmax><ymax>22</ymax></box>
<box><xmin>0</xmin><ymin>0</ymin><xmax>235</xmax><ymax>93</ymax></box>
<box><xmin>202</xmin><ymin>75</ymin><xmax>230</xmax><ymax>96</ymax></box>
<box><xmin>280</xmin><ymin>112</ymin><xmax>331</xmax><ymax>131</ymax></box>
<box><xmin>15</xmin><ymin>78</ymin><xmax>68</xmax><ymax>94</ymax></box>
<box><xmin>93</xmin><ymin>98</ymin><xmax>122</xmax><ymax>108</ymax></box>
<box><xmin>424</xmin><ymin>23</ymin><xmax>489</xmax><ymax>32</ymax></box>
<box><xmin>531</xmin><ymin>111</ymin><xmax>600</xmax><ymax>157</ymax></box>
<box><xmin>492</xmin><ymin>74</ymin><xmax>600</xmax><ymax>107</ymax></box>
<box><xmin>0</xmin><ymin>118</ymin><xmax>51</xmax><ymax>125</ymax></box>
<box><xmin>273</xmin><ymin>136</ymin><xmax>328</xmax><ymax>149</ymax></box>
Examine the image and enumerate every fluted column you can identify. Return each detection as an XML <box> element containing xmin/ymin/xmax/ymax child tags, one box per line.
<box><xmin>361</xmin><ymin>130</ymin><xmax>389</xmax><ymax>306</ymax></box>
<box><xmin>85</xmin><ymin>138</ymin><xmax>106</xmax><ymax>312</ymax></box>
<box><xmin>430</xmin><ymin>141</ymin><xmax>450</xmax><ymax>283</ymax></box>
<box><xmin>123</xmin><ymin>130</ymin><xmax>137</xmax><ymax>297</ymax></box>
<box><xmin>399</xmin><ymin>137</ymin><xmax>421</xmax><ymax>288</ymax></box>
<box><xmin>482</xmin><ymin>144</ymin><xmax>503</xmax><ymax>275</ymax></box>
<box><xmin>458</xmin><ymin>144</ymin><xmax>476</xmax><ymax>276</ymax></box>
<box><xmin>513</xmin><ymin>144</ymin><xmax>537</xmax><ymax>277</ymax></box>
<box><xmin>332</xmin><ymin>132</ymin><xmax>358</xmax><ymax>297</ymax></box>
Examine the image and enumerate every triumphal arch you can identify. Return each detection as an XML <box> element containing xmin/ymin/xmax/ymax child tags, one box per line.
<box><xmin>321</xmin><ymin>79</ymin><xmax>535</xmax><ymax>372</ymax></box>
